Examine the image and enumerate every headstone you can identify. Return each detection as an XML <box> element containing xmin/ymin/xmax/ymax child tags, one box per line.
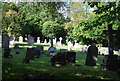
<box><xmin>27</xmin><ymin>35</ymin><xmax>34</xmax><ymax>46</ymax></box>
<box><xmin>66</xmin><ymin>52</ymin><xmax>76</xmax><ymax>63</ymax></box>
<box><xmin>3</xmin><ymin>48</ymin><xmax>12</xmax><ymax>58</ymax></box>
<box><xmin>51</xmin><ymin>52</ymin><xmax>67</xmax><ymax>66</ymax></box>
<box><xmin>2</xmin><ymin>34</ymin><xmax>10</xmax><ymax>48</ymax></box>
<box><xmin>60</xmin><ymin>49</ymin><xmax>68</xmax><ymax>53</ymax></box>
<box><xmin>36</xmin><ymin>46</ymin><xmax>44</xmax><ymax>52</ymax></box>
<box><xmin>102</xmin><ymin>24</ymin><xmax>120</xmax><ymax>71</ymax></box>
<box><xmin>67</xmin><ymin>41</ymin><xmax>73</xmax><ymax>50</ymax></box>
<box><xmin>37</xmin><ymin>37</ymin><xmax>40</xmax><ymax>44</ymax></box>
<box><xmin>44</xmin><ymin>39</ymin><xmax>47</xmax><ymax>44</ymax></box>
<box><xmin>53</xmin><ymin>38</ymin><xmax>57</xmax><ymax>45</ymax></box>
<box><xmin>74</xmin><ymin>40</ymin><xmax>79</xmax><ymax>49</ymax></box>
<box><xmin>19</xmin><ymin>36</ymin><xmax>23</xmax><ymax>43</ymax></box>
<box><xmin>48</xmin><ymin>37</ymin><xmax>56</xmax><ymax>55</ymax></box>
<box><xmin>51</xmin><ymin>52</ymin><xmax>76</xmax><ymax>66</ymax></box>
<box><xmin>48</xmin><ymin>47</ymin><xmax>56</xmax><ymax>55</ymax></box>
<box><xmin>9</xmin><ymin>35</ymin><xmax>15</xmax><ymax>47</ymax></box>
<box><xmin>59</xmin><ymin>37</ymin><xmax>62</xmax><ymax>45</ymax></box>
<box><xmin>23</xmin><ymin>48</ymin><xmax>40</xmax><ymax>63</ymax></box>
<box><xmin>85</xmin><ymin>45</ymin><xmax>98</xmax><ymax>66</ymax></box>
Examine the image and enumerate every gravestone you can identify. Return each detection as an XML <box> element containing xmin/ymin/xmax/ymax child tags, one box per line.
<box><xmin>66</xmin><ymin>52</ymin><xmax>76</xmax><ymax>63</ymax></box>
<box><xmin>51</xmin><ymin>52</ymin><xmax>67</xmax><ymax>66</ymax></box>
<box><xmin>9</xmin><ymin>35</ymin><xmax>15</xmax><ymax>47</ymax></box>
<box><xmin>74</xmin><ymin>40</ymin><xmax>79</xmax><ymax>49</ymax></box>
<box><xmin>102</xmin><ymin>24</ymin><xmax>120</xmax><ymax>71</ymax></box>
<box><xmin>53</xmin><ymin>38</ymin><xmax>57</xmax><ymax>45</ymax></box>
<box><xmin>48</xmin><ymin>37</ymin><xmax>56</xmax><ymax>55</ymax></box>
<box><xmin>59</xmin><ymin>37</ymin><xmax>62</xmax><ymax>45</ymax></box>
<box><xmin>37</xmin><ymin>37</ymin><xmax>40</xmax><ymax>44</ymax></box>
<box><xmin>36</xmin><ymin>46</ymin><xmax>44</xmax><ymax>52</ymax></box>
<box><xmin>2</xmin><ymin>34</ymin><xmax>10</xmax><ymax>48</ymax></box>
<box><xmin>51</xmin><ymin>52</ymin><xmax>76</xmax><ymax>66</ymax></box>
<box><xmin>44</xmin><ymin>39</ymin><xmax>47</xmax><ymax>44</ymax></box>
<box><xmin>60</xmin><ymin>49</ymin><xmax>68</xmax><ymax>53</ymax></box>
<box><xmin>67</xmin><ymin>41</ymin><xmax>73</xmax><ymax>50</ymax></box>
<box><xmin>19</xmin><ymin>36</ymin><xmax>23</xmax><ymax>43</ymax></box>
<box><xmin>3</xmin><ymin>48</ymin><xmax>12</xmax><ymax>58</ymax></box>
<box><xmin>27</xmin><ymin>35</ymin><xmax>34</xmax><ymax>46</ymax></box>
<box><xmin>85</xmin><ymin>45</ymin><xmax>98</xmax><ymax>66</ymax></box>
<box><xmin>23</xmin><ymin>48</ymin><xmax>40</xmax><ymax>63</ymax></box>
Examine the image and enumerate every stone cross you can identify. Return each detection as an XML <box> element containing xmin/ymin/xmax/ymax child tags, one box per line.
<box><xmin>103</xmin><ymin>24</ymin><xmax>120</xmax><ymax>55</ymax></box>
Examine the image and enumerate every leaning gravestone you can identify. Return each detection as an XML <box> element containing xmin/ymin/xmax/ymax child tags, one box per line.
<box><xmin>27</xmin><ymin>35</ymin><xmax>34</xmax><ymax>46</ymax></box>
<box><xmin>85</xmin><ymin>45</ymin><xmax>98</xmax><ymax>66</ymax></box>
<box><xmin>2</xmin><ymin>34</ymin><xmax>10</xmax><ymax>48</ymax></box>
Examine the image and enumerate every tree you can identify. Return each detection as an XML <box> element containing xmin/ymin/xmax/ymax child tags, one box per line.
<box><xmin>2</xmin><ymin>2</ymin><xmax>20</xmax><ymax>36</ymax></box>
<box><xmin>42</xmin><ymin>21</ymin><xmax>63</xmax><ymax>38</ymax></box>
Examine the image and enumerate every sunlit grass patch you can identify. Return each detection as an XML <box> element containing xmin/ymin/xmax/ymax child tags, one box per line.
<box><xmin>2</xmin><ymin>42</ymin><xmax>120</xmax><ymax>80</ymax></box>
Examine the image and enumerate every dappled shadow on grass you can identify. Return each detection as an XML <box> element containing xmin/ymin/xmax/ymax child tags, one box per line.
<box><xmin>2</xmin><ymin>46</ymin><xmax>120</xmax><ymax>81</ymax></box>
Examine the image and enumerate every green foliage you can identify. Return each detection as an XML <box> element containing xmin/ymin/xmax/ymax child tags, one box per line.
<box><xmin>2</xmin><ymin>2</ymin><xmax>20</xmax><ymax>36</ymax></box>
<box><xmin>42</xmin><ymin>21</ymin><xmax>62</xmax><ymax>37</ymax></box>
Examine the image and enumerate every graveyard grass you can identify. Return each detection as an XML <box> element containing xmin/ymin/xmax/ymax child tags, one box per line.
<box><xmin>2</xmin><ymin>42</ymin><xmax>120</xmax><ymax>81</ymax></box>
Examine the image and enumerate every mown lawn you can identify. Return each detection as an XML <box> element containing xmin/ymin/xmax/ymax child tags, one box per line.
<box><xmin>2</xmin><ymin>42</ymin><xmax>120</xmax><ymax>81</ymax></box>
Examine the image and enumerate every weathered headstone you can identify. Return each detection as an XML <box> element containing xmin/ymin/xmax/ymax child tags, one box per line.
<box><xmin>2</xmin><ymin>34</ymin><xmax>10</xmax><ymax>48</ymax></box>
<box><xmin>19</xmin><ymin>36</ymin><xmax>23</xmax><ymax>43</ymax></box>
<box><xmin>27</xmin><ymin>35</ymin><xmax>34</xmax><ymax>46</ymax></box>
<box><xmin>85</xmin><ymin>45</ymin><xmax>98</xmax><ymax>66</ymax></box>
<box><xmin>102</xmin><ymin>24</ymin><xmax>120</xmax><ymax>71</ymax></box>
<box><xmin>37</xmin><ymin>37</ymin><xmax>40</xmax><ymax>44</ymax></box>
